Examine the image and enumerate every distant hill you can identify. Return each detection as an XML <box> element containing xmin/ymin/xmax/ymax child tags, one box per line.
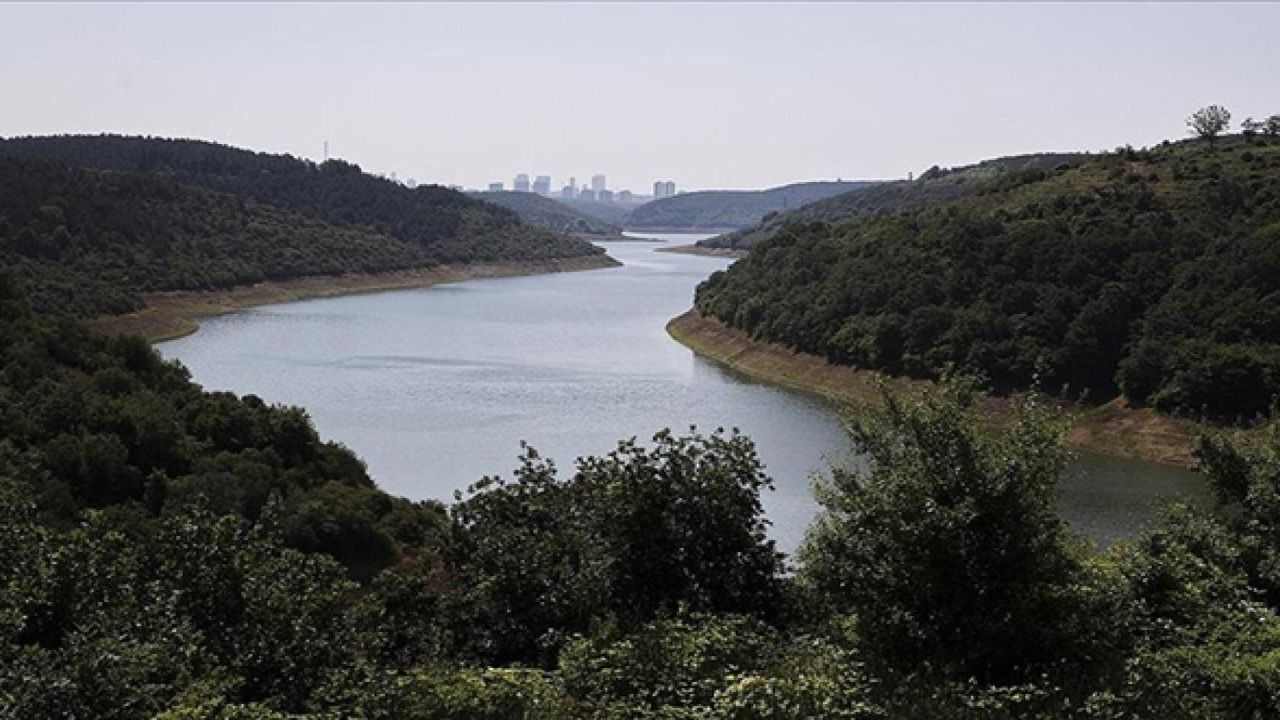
<box><xmin>693</xmin><ymin>138</ymin><xmax>1280</xmax><ymax>419</ymax></box>
<box><xmin>558</xmin><ymin>197</ymin><xmax>637</xmax><ymax>227</ymax></box>
<box><xmin>0</xmin><ymin>135</ymin><xmax>599</xmax><ymax>264</ymax></box>
<box><xmin>703</xmin><ymin>154</ymin><xmax>1087</xmax><ymax>250</ymax></box>
<box><xmin>626</xmin><ymin>181</ymin><xmax>875</xmax><ymax>231</ymax></box>
<box><xmin>469</xmin><ymin>191</ymin><xmax>622</xmax><ymax>237</ymax></box>
<box><xmin>0</xmin><ymin>136</ymin><xmax>604</xmax><ymax>316</ymax></box>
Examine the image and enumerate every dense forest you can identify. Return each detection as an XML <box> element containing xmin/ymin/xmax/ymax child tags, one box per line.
<box><xmin>0</xmin><ymin>135</ymin><xmax>603</xmax><ymax>315</ymax></box>
<box><xmin>703</xmin><ymin>153</ymin><xmax>1087</xmax><ymax>250</ymax></box>
<box><xmin>696</xmin><ymin>137</ymin><xmax>1280</xmax><ymax>419</ymax></box>
<box><xmin>0</xmin><ymin>156</ymin><xmax>437</xmax><ymax>315</ymax></box>
<box><xmin>627</xmin><ymin>181</ymin><xmax>875</xmax><ymax>231</ymax></box>
<box><xmin>468</xmin><ymin>191</ymin><xmax>622</xmax><ymax>237</ymax></box>
<box><xmin>3</xmin><ymin>268</ymin><xmax>1279</xmax><ymax>716</ymax></box>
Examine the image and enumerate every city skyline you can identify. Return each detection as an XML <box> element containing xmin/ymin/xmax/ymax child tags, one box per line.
<box><xmin>483</xmin><ymin>171</ymin><xmax>675</xmax><ymax>202</ymax></box>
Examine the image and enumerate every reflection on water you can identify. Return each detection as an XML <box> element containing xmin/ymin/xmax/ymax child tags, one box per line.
<box><xmin>160</xmin><ymin>236</ymin><xmax>1208</xmax><ymax>554</ymax></box>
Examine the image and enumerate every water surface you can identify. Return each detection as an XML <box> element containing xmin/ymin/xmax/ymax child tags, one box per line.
<box><xmin>160</xmin><ymin>234</ymin><xmax>1207</xmax><ymax>553</ymax></box>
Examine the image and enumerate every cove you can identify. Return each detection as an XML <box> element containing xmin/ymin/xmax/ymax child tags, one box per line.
<box><xmin>158</xmin><ymin>234</ymin><xmax>1208</xmax><ymax>553</ymax></box>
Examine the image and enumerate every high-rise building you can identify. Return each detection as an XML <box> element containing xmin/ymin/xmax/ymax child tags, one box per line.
<box><xmin>561</xmin><ymin>184</ymin><xmax>577</xmax><ymax>199</ymax></box>
<box><xmin>591</xmin><ymin>174</ymin><xmax>606</xmax><ymax>193</ymax></box>
<box><xmin>533</xmin><ymin>175</ymin><xmax>552</xmax><ymax>196</ymax></box>
<box><xmin>488</xmin><ymin>182</ymin><xmax>504</xmax><ymax>192</ymax></box>
<box><xmin>598</xmin><ymin>189</ymin><xmax>613</xmax><ymax>203</ymax></box>
<box><xmin>653</xmin><ymin>180</ymin><xmax>677</xmax><ymax>199</ymax></box>
<box><xmin>618</xmin><ymin>190</ymin><xmax>633</xmax><ymax>202</ymax></box>
<box><xmin>514</xmin><ymin>174</ymin><xmax>531</xmax><ymax>193</ymax></box>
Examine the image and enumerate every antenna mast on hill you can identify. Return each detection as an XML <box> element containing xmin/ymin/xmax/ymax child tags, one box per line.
<box><xmin>323</xmin><ymin>140</ymin><xmax>329</xmax><ymax>162</ymax></box>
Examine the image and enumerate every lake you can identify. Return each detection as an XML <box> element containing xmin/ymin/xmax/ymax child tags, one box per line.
<box><xmin>159</xmin><ymin>233</ymin><xmax>1208</xmax><ymax>553</ymax></box>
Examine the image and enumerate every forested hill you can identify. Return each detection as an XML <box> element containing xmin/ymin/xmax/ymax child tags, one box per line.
<box><xmin>0</xmin><ymin>137</ymin><xmax>604</xmax><ymax>316</ymax></box>
<box><xmin>695</xmin><ymin>137</ymin><xmax>1280</xmax><ymax>418</ymax></box>
<box><xmin>703</xmin><ymin>153</ymin><xmax>1087</xmax><ymax>250</ymax></box>
<box><xmin>469</xmin><ymin>191</ymin><xmax>622</xmax><ymax>236</ymax></box>
<box><xmin>626</xmin><ymin>180</ymin><xmax>875</xmax><ymax>230</ymax></box>
<box><xmin>0</xmin><ymin>134</ymin><xmax>601</xmax><ymax>264</ymax></box>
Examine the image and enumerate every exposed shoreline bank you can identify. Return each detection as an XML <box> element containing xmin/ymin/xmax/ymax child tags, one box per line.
<box><xmin>622</xmin><ymin>226</ymin><xmax>740</xmax><ymax>236</ymax></box>
<box><xmin>655</xmin><ymin>243</ymin><xmax>748</xmax><ymax>258</ymax></box>
<box><xmin>91</xmin><ymin>254</ymin><xmax>621</xmax><ymax>343</ymax></box>
<box><xmin>667</xmin><ymin>310</ymin><xmax>1201</xmax><ymax>469</ymax></box>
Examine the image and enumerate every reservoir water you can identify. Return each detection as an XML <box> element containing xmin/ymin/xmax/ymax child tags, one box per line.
<box><xmin>159</xmin><ymin>234</ymin><xmax>1208</xmax><ymax>553</ymax></box>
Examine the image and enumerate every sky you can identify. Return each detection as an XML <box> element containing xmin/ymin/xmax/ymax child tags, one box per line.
<box><xmin>2</xmin><ymin>2</ymin><xmax>1278</xmax><ymax>193</ymax></box>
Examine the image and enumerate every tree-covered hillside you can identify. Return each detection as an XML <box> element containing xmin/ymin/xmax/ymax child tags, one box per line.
<box><xmin>0</xmin><ymin>138</ymin><xmax>605</xmax><ymax>317</ymax></box>
<box><xmin>469</xmin><ymin>191</ymin><xmax>622</xmax><ymax>236</ymax></box>
<box><xmin>0</xmin><ymin>156</ymin><xmax>441</xmax><ymax>315</ymax></box>
<box><xmin>627</xmin><ymin>181</ymin><xmax>875</xmax><ymax>230</ymax></box>
<box><xmin>695</xmin><ymin>138</ymin><xmax>1280</xmax><ymax>418</ymax></box>
<box><xmin>704</xmin><ymin>153</ymin><xmax>1087</xmax><ymax>250</ymax></box>
<box><xmin>559</xmin><ymin>197</ymin><xmax>637</xmax><ymax>227</ymax></box>
<box><xmin>0</xmin><ymin>134</ymin><xmax>601</xmax><ymax>264</ymax></box>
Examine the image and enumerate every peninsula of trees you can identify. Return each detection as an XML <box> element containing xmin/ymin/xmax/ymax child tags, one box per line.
<box><xmin>0</xmin><ymin>135</ymin><xmax>605</xmax><ymax>316</ymax></box>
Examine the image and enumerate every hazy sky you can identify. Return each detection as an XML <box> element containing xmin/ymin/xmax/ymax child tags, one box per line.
<box><xmin>2</xmin><ymin>3</ymin><xmax>1278</xmax><ymax>193</ymax></box>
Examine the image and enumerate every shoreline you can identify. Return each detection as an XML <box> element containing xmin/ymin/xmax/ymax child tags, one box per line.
<box><xmin>667</xmin><ymin>310</ymin><xmax>1201</xmax><ymax>469</ymax></box>
<box><xmin>90</xmin><ymin>254</ymin><xmax>621</xmax><ymax>343</ymax></box>
<box><xmin>656</xmin><ymin>243</ymin><xmax>748</xmax><ymax>258</ymax></box>
<box><xmin>622</xmin><ymin>226</ymin><xmax>741</xmax><ymax>235</ymax></box>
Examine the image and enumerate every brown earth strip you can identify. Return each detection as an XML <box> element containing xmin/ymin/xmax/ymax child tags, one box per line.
<box><xmin>667</xmin><ymin>309</ymin><xmax>1200</xmax><ymax>468</ymax></box>
<box><xmin>90</xmin><ymin>254</ymin><xmax>621</xmax><ymax>343</ymax></box>
<box><xmin>655</xmin><ymin>244</ymin><xmax>748</xmax><ymax>258</ymax></box>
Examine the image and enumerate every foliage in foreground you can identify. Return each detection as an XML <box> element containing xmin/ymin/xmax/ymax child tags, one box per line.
<box><xmin>3</xmin><ymin>282</ymin><xmax>1280</xmax><ymax>717</ymax></box>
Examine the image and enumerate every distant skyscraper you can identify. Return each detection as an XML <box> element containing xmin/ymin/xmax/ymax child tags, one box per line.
<box><xmin>653</xmin><ymin>180</ymin><xmax>677</xmax><ymax>199</ymax></box>
<box><xmin>489</xmin><ymin>182</ymin><xmax>504</xmax><ymax>192</ymax></box>
<box><xmin>579</xmin><ymin>185</ymin><xmax>596</xmax><ymax>201</ymax></box>
<box><xmin>514</xmin><ymin>174</ymin><xmax>531</xmax><ymax>193</ymax></box>
<box><xmin>591</xmin><ymin>174</ymin><xmax>606</xmax><ymax>193</ymax></box>
<box><xmin>533</xmin><ymin>175</ymin><xmax>552</xmax><ymax>196</ymax></box>
<box><xmin>598</xmin><ymin>189</ymin><xmax>614</xmax><ymax>203</ymax></box>
<box><xmin>561</xmin><ymin>183</ymin><xmax>577</xmax><ymax>199</ymax></box>
<box><xmin>618</xmin><ymin>190</ymin><xmax>633</xmax><ymax>202</ymax></box>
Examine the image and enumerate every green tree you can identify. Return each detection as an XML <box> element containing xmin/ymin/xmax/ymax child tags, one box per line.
<box><xmin>1187</xmin><ymin>105</ymin><xmax>1232</xmax><ymax>146</ymax></box>
<box><xmin>446</xmin><ymin>430</ymin><xmax>783</xmax><ymax>664</ymax></box>
<box><xmin>1266</xmin><ymin>114</ymin><xmax>1280</xmax><ymax>138</ymax></box>
<box><xmin>798</xmin><ymin>380</ymin><xmax>1128</xmax><ymax>696</ymax></box>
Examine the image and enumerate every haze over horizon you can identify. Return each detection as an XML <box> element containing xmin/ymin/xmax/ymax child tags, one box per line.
<box><xmin>2</xmin><ymin>2</ymin><xmax>1277</xmax><ymax>193</ymax></box>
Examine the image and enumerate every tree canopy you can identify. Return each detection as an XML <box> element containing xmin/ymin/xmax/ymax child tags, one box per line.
<box><xmin>0</xmin><ymin>136</ymin><xmax>603</xmax><ymax>316</ymax></box>
<box><xmin>696</xmin><ymin>137</ymin><xmax>1280</xmax><ymax>419</ymax></box>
